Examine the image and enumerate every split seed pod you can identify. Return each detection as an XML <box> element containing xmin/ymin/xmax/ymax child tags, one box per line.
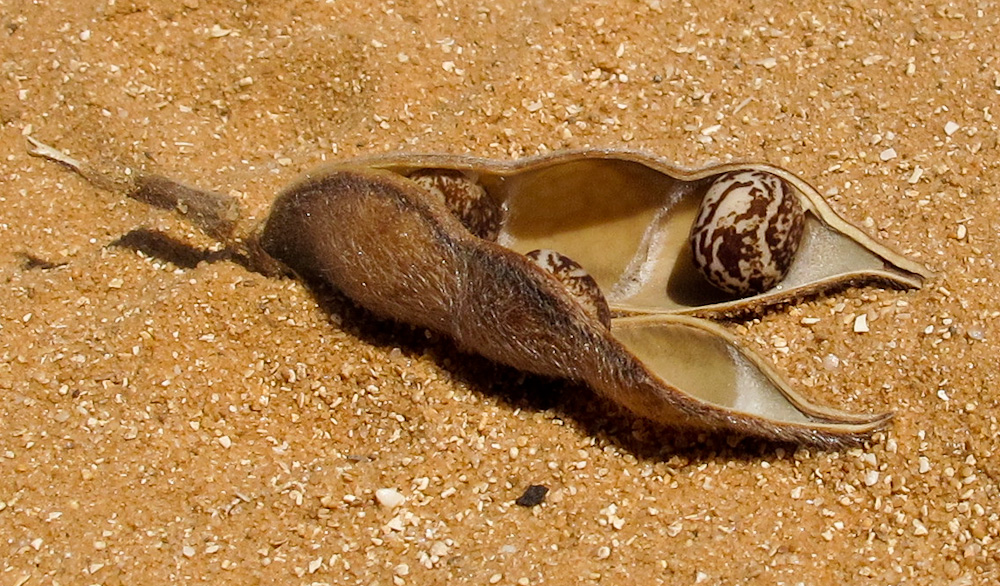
<box><xmin>258</xmin><ymin>151</ymin><xmax>930</xmax><ymax>444</ymax></box>
<box><xmin>362</xmin><ymin>150</ymin><xmax>929</xmax><ymax>317</ymax></box>
<box><xmin>28</xmin><ymin>140</ymin><xmax>931</xmax><ymax>446</ymax></box>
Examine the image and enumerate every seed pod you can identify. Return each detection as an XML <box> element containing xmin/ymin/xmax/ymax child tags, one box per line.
<box><xmin>257</xmin><ymin>153</ymin><xmax>930</xmax><ymax>444</ymax></box>
<box><xmin>28</xmin><ymin>139</ymin><xmax>932</xmax><ymax>446</ymax></box>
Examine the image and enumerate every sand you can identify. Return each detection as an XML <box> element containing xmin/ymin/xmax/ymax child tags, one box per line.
<box><xmin>2</xmin><ymin>0</ymin><xmax>998</xmax><ymax>584</ymax></box>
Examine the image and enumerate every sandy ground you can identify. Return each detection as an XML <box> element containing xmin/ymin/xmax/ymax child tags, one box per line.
<box><xmin>2</xmin><ymin>0</ymin><xmax>999</xmax><ymax>584</ymax></box>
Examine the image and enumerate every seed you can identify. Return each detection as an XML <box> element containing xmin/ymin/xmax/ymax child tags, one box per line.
<box><xmin>689</xmin><ymin>170</ymin><xmax>804</xmax><ymax>296</ymax></box>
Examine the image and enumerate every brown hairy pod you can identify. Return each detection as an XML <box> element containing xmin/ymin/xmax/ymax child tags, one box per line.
<box><xmin>28</xmin><ymin>139</ymin><xmax>932</xmax><ymax>446</ymax></box>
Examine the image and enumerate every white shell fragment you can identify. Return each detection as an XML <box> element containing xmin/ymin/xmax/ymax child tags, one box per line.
<box><xmin>689</xmin><ymin>170</ymin><xmax>805</xmax><ymax>296</ymax></box>
<box><xmin>375</xmin><ymin>488</ymin><xmax>406</xmax><ymax>509</ymax></box>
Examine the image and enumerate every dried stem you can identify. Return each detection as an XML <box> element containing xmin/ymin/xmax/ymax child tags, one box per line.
<box><xmin>26</xmin><ymin>135</ymin><xmax>285</xmax><ymax>276</ymax></box>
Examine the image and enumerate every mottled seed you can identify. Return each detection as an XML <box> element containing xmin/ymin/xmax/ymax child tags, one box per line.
<box><xmin>689</xmin><ymin>170</ymin><xmax>804</xmax><ymax>296</ymax></box>
<box><xmin>525</xmin><ymin>250</ymin><xmax>610</xmax><ymax>327</ymax></box>
<box><xmin>409</xmin><ymin>169</ymin><xmax>503</xmax><ymax>241</ymax></box>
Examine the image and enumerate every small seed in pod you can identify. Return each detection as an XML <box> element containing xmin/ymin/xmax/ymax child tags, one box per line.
<box><xmin>525</xmin><ymin>249</ymin><xmax>611</xmax><ymax>328</ymax></box>
<box><xmin>409</xmin><ymin>169</ymin><xmax>503</xmax><ymax>241</ymax></box>
<box><xmin>689</xmin><ymin>170</ymin><xmax>805</xmax><ymax>296</ymax></box>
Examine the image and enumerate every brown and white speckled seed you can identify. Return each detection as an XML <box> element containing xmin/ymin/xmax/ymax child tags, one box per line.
<box><xmin>409</xmin><ymin>169</ymin><xmax>503</xmax><ymax>241</ymax></box>
<box><xmin>689</xmin><ymin>170</ymin><xmax>804</xmax><ymax>296</ymax></box>
<box><xmin>525</xmin><ymin>249</ymin><xmax>611</xmax><ymax>328</ymax></box>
